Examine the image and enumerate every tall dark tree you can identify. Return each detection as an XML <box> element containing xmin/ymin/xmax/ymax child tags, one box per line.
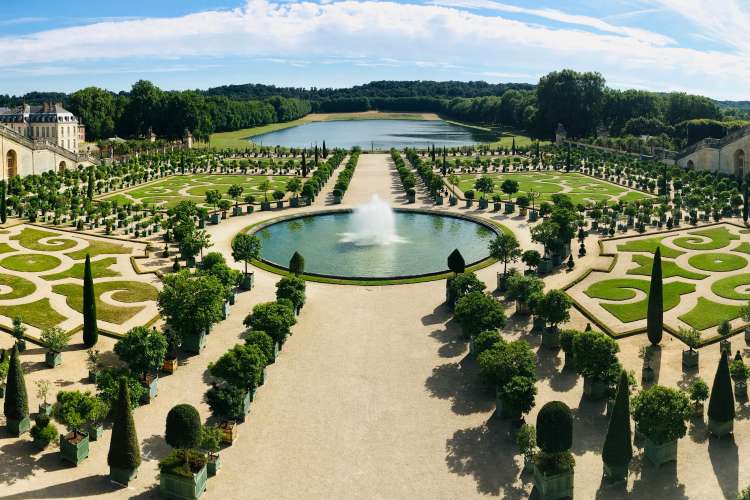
<box><xmin>108</xmin><ymin>378</ymin><xmax>141</xmax><ymax>477</ymax></box>
<box><xmin>743</xmin><ymin>181</ymin><xmax>749</xmax><ymax>224</ymax></box>
<box><xmin>301</xmin><ymin>151</ymin><xmax>308</xmax><ymax>178</ymax></box>
<box><xmin>289</xmin><ymin>251</ymin><xmax>305</xmax><ymax>276</ymax></box>
<box><xmin>647</xmin><ymin>247</ymin><xmax>663</xmax><ymax>345</ymax></box>
<box><xmin>322</xmin><ymin>140</ymin><xmax>327</xmax><ymax>158</ymax></box>
<box><xmin>314</xmin><ymin>145</ymin><xmax>319</xmax><ymax>166</ymax></box>
<box><xmin>708</xmin><ymin>351</ymin><xmax>735</xmax><ymax>425</ymax></box>
<box><xmin>87</xmin><ymin>169</ymin><xmax>95</xmax><ymax>200</ymax></box>
<box><xmin>0</xmin><ymin>180</ymin><xmax>6</xmax><ymax>224</ymax></box>
<box><xmin>82</xmin><ymin>254</ymin><xmax>98</xmax><ymax>347</ymax></box>
<box><xmin>602</xmin><ymin>371</ymin><xmax>632</xmax><ymax>479</ymax></box>
<box><xmin>4</xmin><ymin>345</ymin><xmax>29</xmax><ymax>435</ymax></box>
<box><xmin>448</xmin><ymin>249</ymin><xmax>466</xmax><ymax>274</ymax></box>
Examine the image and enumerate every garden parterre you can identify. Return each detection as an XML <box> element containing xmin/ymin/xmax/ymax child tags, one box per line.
<box><xmin>567</xmin><ymin>223</ymin><xmax>750</xmax><ymax>339</ymax></box>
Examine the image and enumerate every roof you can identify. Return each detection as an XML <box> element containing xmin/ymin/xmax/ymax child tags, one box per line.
<box><xmin>0</xmin><ymin>102</ymin><xmax>77</xmax><ymax>123</ymax></box>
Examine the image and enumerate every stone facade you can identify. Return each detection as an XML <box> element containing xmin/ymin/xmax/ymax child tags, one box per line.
<box><xmin>0</xmin><ymin>126</ymin><xmax>96</xmax><ymax>179</ymax></box>
<box><xmin>0</xmin><ymin>103</ymin><xmax>83</xmax><ymax>154</ymax></box>
<box><xmin>676</xmin><ymin>125</ymin><xmax>750</xmax><ymax>176</ymax></box>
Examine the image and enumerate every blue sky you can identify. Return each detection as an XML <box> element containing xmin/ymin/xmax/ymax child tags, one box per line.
<box><xmin>1</xmin><ymin>0</ymin><xmax>749</xmax><ymax>99</ymax></box>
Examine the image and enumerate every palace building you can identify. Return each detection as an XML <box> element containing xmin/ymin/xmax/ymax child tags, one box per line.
<box><xmin>0</xmin><ymin>102</ymin><xmax>84</xmax><ymax>155</ymax></box>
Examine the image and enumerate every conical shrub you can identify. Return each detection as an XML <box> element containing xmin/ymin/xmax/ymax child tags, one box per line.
<box><xmin>647</xmin><ymin>247</ymin><xmax>663</xmax><ymax>345</ymax></box>
<box><xmin>108</xmin><ymin>377</ymin><xmax>141</xmax><ymax>470</ymax></box>
<box><xmin>602</xmin><ymin>371</ymin><xmax>632</xmax><ymax>468</ymax></box>
<box><xmin>82</xmin><ymin>254</ymin><xmax>98</xmax><ymax>347</ymax></box>
<box><xmin>4</xmin><ymin>345</ymin><xmax>28</xmax><ymax>421</ymax></box>
<box><xmin>708</xmin><ymin>351</ymin><xmax>735</xmax><ymax>423</ymax></box>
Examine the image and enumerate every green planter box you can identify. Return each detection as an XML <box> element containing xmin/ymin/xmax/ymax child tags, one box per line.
<box><xmin>207</xmin><ymin>454</ymin><xmax>221</xmax><ymax>477</ymax></box>
<box><xmin>449</xmin><ymin>196</ymin><xmax>458</xmax><ymax>206</ymax></box>
<box><xmin>39</xmin><ymin>402</ymin><xmax>53</xmax><ymax>416</ymax></box>
<box><xmin>7</xmin><ymin>416</ymin><xmax>30</xmax><ymax>436</ymax></box>
<box><xmin>140</xmin><ymin>376</ymin><xmax>159</xmax><ymax>405</ymax></box>
<box><xmin>537</xmin><ymin>259</ymin><xmax>553</xmax><ymax>274</ymax></box>
<box><xmin>407</xmin><ymin>193</ymin><xmax>416</xmax><ymax>203</ymax></box>
<box><xmin>210</xmin><ymin>213</ymin><xmax>220</xmax><ymax>225</ymax></box>
<box><xmin>465</xmin><ymin>199</ymin><xmax>473</xmax><ymax>208</ymax></box>
<box><xmin>290</xmin><ymin>197</ymin><xmax>300</xmax><ymax>208</ymax></box>
<box><xmin>183</xmin><ymin>331</ymin><xmax>207</xmax><ymax>354</ymax></box>
<box><xmin>528</xmin><ymin>210</ymin><xmax>538</xmax><ymax>222</ymax></box>
<box><xmin>160</xmin><ymin>464</ymin><xmax>208</xmax><ymax>500</ymax></box>
<box><xmin>60</xmin><ymin>431</ymin><xmax>90</xmax><ymax>466</ymax></box>
<box><xmin>708</xmin><ymin>418</ymin><xmax>734</xmax><ymax>437</ymax></box>
<box><xmin>434</xmin><ymin>195</ymin><xmax>444</xmax><ymax>205</ymax></box>
<box><xmin>583</xmin><ymin>376</ymin><xmax>608</xmax><ymax>401</ymax></box>
<box><xmin>643</xmin><ymin>436</ymin><xmax>677</xmax><ymax>466</ymax></box>
<box><xmin>533</xmin><ymin>466</ymin><xmax>574</xmax><ymax>500</ymax></box>
<box><xmin>45</xmin><ymin>350</ymin><xmax>62</xmax><ymax>368</ymax></box>
<box><xmin>504</xmin><ymin>202</ymin><xmax>514</xmax><ymax>214</ymax></box>
<box><xmin>110</xmin><ymin>466</ymin><xmax>138</xmax><ymax>485</ymax></box>
<box><xmin>232</xmin><ymin>206</ymin><xmax>242</xmax><ymax>216</ymax></box>
<box><xmin>238</xmin><ymin>389</ymin><xmax>252</xmax><ymax>422</ymax></box>
<box><xmin>86</xmin><ymin>423</ymin><xmax>104</xmax><ymax>441</ymax></box>
<box><xmin>542</xmin><ymin>327</ymin><xmax>560</xmax><ymax>349</ymax></box>
<box><xmin>239</xmin><ymin>272</ymin><xmax>254</xmax><ymax>291</ymax></box>
<box><xmin>532</xmin><ymin>316</ymin><xmax>546</xmax><ymax>333</ymax></box>
<box><xmin>603</xmin><ymin>462</ymin><xmax>629</xmax><ymax>483</ymax></box>
<box><xmin>478</xmin><ymin>198</ymin><xmax>488</xmax><ymax>209</ymax></box>
<box><xmin>682</xmin><ymin>349</ymin><xmax>698</xmax><ymax>371</ymax></box>
<box><xmin>261</xmin><ymin>201</ymin><xmax>271</xmax><ymax>211</ymax></box>
<box><xmin>333</xmin><ymin>195</ymin><xmax>342</xmax><ymax>204</ymax></box>
<box><xmin>222</xmin><ymin>301</ymin><xmax>230</xmax><ymax>320</ymax></box>
<box><xmin>246</xmin><ymin>205</ymin><xmax>254</xmax><ymax>214</ymax></box>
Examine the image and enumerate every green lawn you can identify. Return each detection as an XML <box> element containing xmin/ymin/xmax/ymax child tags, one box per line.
<box><xmin>627</xmin><ymin>255</ymin><xmax>706</xmax><ymax>280</ymax></box>
<box><xmin>43</xmin><ymin>257</ymin><xmax>120</xmax><ymax>281</ymax></box>
<box><xmin>0</xmin><ymin>299</ymin><xmax>66</xmax><ymax>330</ymax></box>
<box><xmin>10</xmin><ymin>228</ymin><xmax>77</xmax><ymax>252</ymax></box>
<box><xmin>679</xmin><ymin>298</ymin><xmax>744</xmax><ymax>330</ymax></box>
<box><xmin>584</xmin><ymin>278</ymin><xmax>695</xmax><ymax>323</ymax></box>
<box><xmin>673</xmin><ymin>227</ymin><xmax>739</xmax><ymax>251</ymax></box>
<box><xmin>1</xmin><ymin>254</ymin><xmax>61</xmax><ymax>272</ymax></box>
<box><xmin>0</xmin><ymin>274</ymin><xmax>36</xmax><ymax>299</ymax></box>
<box><xmin>52</xmin><ymin>281</ymin><xmax>158</xmax><ymax>324</ymax></box>
<box><xmin>734</xmin><ymin>242</ymin><xmax>750</xmax><ymax>255</ymax></box>
<box><xmin>616</xmin><ymin>237</ymin><xmax>684</xmax><ymax>258</ymax></box>
<box><xmin>712</xmin><ymin>274</ymin><xmax>750</xmax><ymax>300</ymax></box>
<box><xmin>66</xmin><ymin>240</ymin><xmax>131</xmax><ymax>260</ymax></box>
<box><xmin>687</xmin><ymin>252</ymin><xmax>747</xmax><ymax>272</ymax></box>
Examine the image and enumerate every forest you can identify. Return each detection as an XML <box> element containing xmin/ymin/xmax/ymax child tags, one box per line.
<box><xmin>1</xmin><ymin>72</ymin><xmax>747</xmax><ymax>147</ymax></box>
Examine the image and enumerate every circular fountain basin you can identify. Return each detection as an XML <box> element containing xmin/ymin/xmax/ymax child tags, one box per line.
<box><xmin>252</xmin><ymin>209</ymin><xmax>499</xmax><ymax>280</ymax></box>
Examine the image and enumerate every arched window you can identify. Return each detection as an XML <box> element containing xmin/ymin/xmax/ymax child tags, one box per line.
<box><xmin>6</xmin><ymin>150</ymin><xmax>18</xmax><ymax>178</ymax></box>
<box><xmin>735</xmin><ymin>149</ymin><xmax>745</xmax><ymax>178</ymax></box>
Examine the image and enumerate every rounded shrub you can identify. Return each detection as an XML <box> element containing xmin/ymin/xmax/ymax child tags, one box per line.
<box><xmin>536</xmin><ymin>401</ymin><xmax>573</xmax><ymax>453</ymax></box>
<box><xmin>165</xmin><ymin>404</ymin><xmax>201</xmax><ymax>449</ymax></box>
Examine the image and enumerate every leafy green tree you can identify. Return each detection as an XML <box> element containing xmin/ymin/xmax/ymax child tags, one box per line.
<box><xmin>445</xmin><ymin>271</ymin><xmax>486</xmax><ymax>309</ymax></box>
<box><xmin>227</xmin><ymin>184</ymin><xmax>244</xmax><ymax>206</ymax></box>
<box><xmin>500</xmin><ymin>179</ymin><xmax>519</xmax><ymax>201</ymax></box>
<box><xmin>244</xmin><ymin>301</ymin><xmax>297</xmax><ymax>345</ymax></box>
<box><xmin>231</xmin><ymin>233</ymin><xmax>261</xmax><ymax>275</ymax></box>
<box><xmin>602</xmin><ymin>371</ymin><xmax>632</xmax><ymax>473</ymax></box>
<box><xmin>53</xmin><ymin>390</ymin><xmax>107</xmax><ymax>432</ymax></box>
<box><xmin>114</xmin><ymin>326</ymin><xmax>168</xmax><ymax>378</ymax></box>
<box><xmin>647</xmin><ymin>247</ymin><xmax>663</xmax><ymax>345</ymax></box>
<box><xmin>158</xmin><ymin>271</ymin><xmax>225</xmax><ymax>340</ymax></box>
<box><xmin>206</xmin><ymin>384</ymin><xmax>246</xmax><ymax>420</ymax></box>
<box><xmin>454</xmin><ymin>291</ymin><xmax>506</xmax><ymax>338</ymax></box>
<box><xmin>572</xmin><ymin>330</ymin><xmax>619</xmax><ymax>381</ymax></box>
<box><xmin>489</xmin><ymin>233</ymin><xmax>522</xmax><ymax>279</ymax></box>
<box><xmin>275</xmin><ymin>276</ymin><xmax>306</xmax><ymax>311</ymax></box>
<box><xmin>244</xmin><ymin>330</ymin><xmax>275</xmax><ymax>361</ymax></box>
<box><xmin>108</xmin><ymin>378</ymin><xmax>141</xmax><ymax>474</ymax></box>
<box><xmin>474</xmin><ymin>175</ymin><xmax>495</xmax><ymax>200</ymax></box>
<box><xmin>209</xmin><ymin>344</ymin><xmax>266</xmax><ymax>390</ymax></box>
<box><xmin>477</xmin><ymin>338</ymin><xmax>535</xmax><ymax>388</ymax></box>
<box><xmin>536</xmin><ymin>290</ymin><xmax>571</xmax><ymax>330</ymax></box>
<box><xmin>4</xmin><ymin>346</ymin><xmax>28</xmax><ymax>429</ymax></box>
<box><xmin>205</xmin><ymin>189</ymin><xmax>222</xmax><ymax>210</ymax></box>
<box><xmin>82</xmin><ymin>254</ymin><xmax>98</xmax><ymax>347</ymax></box>
<box><xmin>69</xmin><ymin>86</ymin><xmax>118</xmax><ymax>139</ymax></box>
<box><xmin>165</xmin><ymin>404</ymin><xmax>201</xmax><ymax>450</ymax></box>
<box><xmin>708</xmin><ymin>351</ymin><xmax>735</xmax><ymax>424</ymax></box>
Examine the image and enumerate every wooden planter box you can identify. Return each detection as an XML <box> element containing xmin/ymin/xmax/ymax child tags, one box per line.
<box><xmin>7</xmin><ymin>416</ymin><xmax>30</xmax><ymax>436</ymax></box>
<box><xmin>45</xmin><ymin>350</ymin><xmax>62</xmax><ymax>368</ymax></box>
<box><xmin>219</xmin><ymin>421</ymin><xmax>238</xmax><ymax>445</ymax></box>
<box><xmin>583</xmin><ymin>377</ymin><xmax>608</xmax><ymax>401</ymax></box>
<box><xmin>60</xmin><ymin>430</ymin><xmax>90</xmax><ymax>466</ymax></box>
<box><xmin>708</xmin><ymin>418</ymin><xmax>734</xmax><ymax>437</ymax></box>
<box><xmin>643</xmin><ymin>436</ymin><xmax>677</xmax><ymax>466</ymax></box>
<box><xmin>110</xmin><ymin>466</ymin><xmax>138</xmax><ymax>485</ymax></box>
<box><xmin>163</xmin><ymin>357</ymin><xmax>178</xmax><ymax>374</ymax></box>
<box><xmin>542</xmin><ymin>328</ymin><xmax>560</xmax><ymax>349</ymax></box>
<box><xmin>183</xmin><ymin>331</ymin><xmax>207</xmax><ymax>354</ymax></box>
<box><xmin>160</xmin><ymin>464</ymin><xmax>208</xmax><ymax>500</ymax></box>
<box><xmin>533</xmin><ymin>466</ymin><xmax>574</xmax><ymax>500</ymax></box>
<box><xmin>682</xmin><ymin>349</ymin><xmax>699</xmax><ymax>371</ymax></box>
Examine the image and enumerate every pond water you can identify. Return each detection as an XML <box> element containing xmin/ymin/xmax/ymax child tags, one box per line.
<box><xmin>255</xmin><ymin>210</ymin><xmax>496</xmax><ymax>278</ymax></box>
<box><xmin>250</xmin><ymin>119</ymin><xmax>495</xmax><ymax>149</ymax></box>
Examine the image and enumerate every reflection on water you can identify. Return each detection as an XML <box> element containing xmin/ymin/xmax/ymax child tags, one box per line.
<box><xmin>251</xmin><ymin>119</ymin><xmax>495</xmax><ymax>149</ymax></box>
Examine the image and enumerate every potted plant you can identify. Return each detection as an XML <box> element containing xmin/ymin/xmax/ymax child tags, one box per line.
<box><xmin>11</xmin><ymin>316</ymin><xmax>26</xmax><ymax>352</ymax></box>
<box><xmin>53</xmin><ymin>390</ymin><xmax>103</xmax><ymax>465</ymax></box>
<box><xmin>4</xmin><ymin>346</ymin><xmax>30</xmax><ymax>436</ymax></box>
<box><xmin>218</xmin><ymin>420</ymin><xmax>238</xmax><ymax>445</ymax></box>
<box><xmin>495</xmin><ymin>375</ymin><xmax>536</xmax><ymax>421</ymax></box>
<box><xmin>718</xmin><ymin>320</ymin><xmax>732</xmax><ymax>355</ymax></box>
<box><xmin>559</xmin><ymin>330</ymin><xmax>579</xmax><ymax>371</ymax></box>
<box><xmin>688</xmin><ymin>377</ymin><xmax>709</xmax><ymax>419</ymax></box>
<box><xmin>35</xmin><ymin>379</ymin><xmax>53</xmax><ymax>416</ymax></box>
<box><xmin>731</xmin><ymin>355</ymin><xmax>750</xmax><ymax>400</ymax></box>
<box><xmin>163</xmin><ymin>328</ymin><xmax>181</xmax><ymax>374</ymax></box>
<box><xmin>30</xmin><ymin>413</ymin><xmax>58</xmax><ymax>450</ymax></box>
<box><xmin>708</xmin><ymin>352</ymin><xmax>736</xmax><ymax>436</ymax></box>
<box><xmin>632</xmin><ymin>385</ymin><xmax>690</xmax><ymax>466</ymax></box>
<box><xmin>534</xmin><ymin>401</ymin><xmax>575</xmax><ymax>500</ymax></box>
<box><xmin>160</xmin><ymin>404</ymin><xmax>208</xmax><ymax>499</ymax></box>
<box><xmin>639</xmin><ymin>345</ymin><xmax>655</xmax><ymax>383</ymax></box>
<box><xmin>199</xmin><ymin>425</ymin><xmax>223</xmax><ymax>477</ymax></box>
<box><xmin>86</xmin><ymin>349</ymin><xmax>101</xmax><ymax>384</ymax></box>
<box><xmin>464</xmin><ymin>189</ymin><xmax>475</xmax><ymax>207</ymax></box>
<box><xmin>516</xmin><ymin>423</ymin><xmax>536</xmax><ymax>473</ymax></box>
<box><xmin>680</xmin><ymin>328</ymin><xmax>700</xmax><ymax>371</ymax></box>
<box><xmin>602</xmin><ymin>372</ymin><xmax>633</xmax><ymax>482</ymax></box>
<box><xmin>40</xmin><ymin>327</ymin><xmax>69</xmax><ymax>368</ymax></box>
<box><xmin>115</xmin><ymin>326</ymin><xmax>167</xmax><ymax>404</ymax></box>
<box><xmin>206</xmin><ymin>383</ymin><xmax>251</xmax><ymax>422</ymax></box>
<box><xmin>537</xmin><ymin>290</ymin><xmax>571</xmax><ymax>349</ymax></box>
<box><xmin>573</xmin><ymin>330</ymin><xmax>619</xmax><ymax>400</ymax></box>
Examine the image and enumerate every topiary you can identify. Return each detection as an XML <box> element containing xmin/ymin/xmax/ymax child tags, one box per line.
<box><xmin>472</xmin><ymin>330</ymin><xmax>503</xmax><ymax>357</ymax></box>
<box><xmin>477</xmin><ymin>339</ymin><xmax>535</xmax><ymax>388</ymax></box>
<box><xmin>536</xmin><ymin>401</ymin><xmax>573</xmax><ymax>453</ymax></box>
<box><xmin>289</xmin><ymin>251</ymin><xmax>305</xmax><ymax>276</ymax></box>
<box><xmin>708</xmin><ymin>351</ymin><xmax>735</xmax><ymax>424</ymax></box>
<box><xmin>108</xmin><ymin>377</ymin><xmax>141</xmax><ymax>471</ymax></box>
<box><xmin>4</xmin><ymin>345</ymin><xmax>28</xmax><ymax>422</ymax></box>
<box><xmin>82</xmin><ymin>254</ymin><xmax>98</xmax><ymax>348</ymax></box>
<box><xmin>165</xmin><ymin>404</ymin><xmax>201</xmax><ymax>450</ymax></box>
<box><xmin>646</xmin><ymin>247</ymin><xmax>663</xmax><ymax>345</ymax></box>
<box><xmin>447</xmin><ymin>249</ymin><xmax>466</xmax><ymax>274</ymax></box>
<box><xmin>244</xmin><ymin>330</ymin><xmax>275</xmax><ymax>362</ymax></box>
<box><xmin>602</xmin><ymin>371</ymin><xmax>633</xmax><ymax>469</ymax></box>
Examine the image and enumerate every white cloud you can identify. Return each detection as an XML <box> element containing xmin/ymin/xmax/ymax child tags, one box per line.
<box><xmin>0</xmin><ymin>0</ymin><xmax>749</xmax><ymax>98</ymax></box>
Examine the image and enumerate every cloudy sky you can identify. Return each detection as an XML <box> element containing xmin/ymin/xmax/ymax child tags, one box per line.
<box><xmin>1</xmin><ymin>0</ymin><xmax>749</xmax><ymax>99</ymax></box>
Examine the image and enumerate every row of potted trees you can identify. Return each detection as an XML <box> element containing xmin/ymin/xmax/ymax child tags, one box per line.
<box><xmin>332</xmin><ymin>150</ymin><xmax>360</xmax><ymax>203</ymax></box>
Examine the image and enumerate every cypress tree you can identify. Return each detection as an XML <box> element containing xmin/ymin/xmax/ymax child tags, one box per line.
<box><xmin>743</xmin><ymin>182</ymin><xmax>748</xmax><ymax>224</ymax></box>
<box><xmin>0</xmin><ymin>180</ymin><xmax>6</xmax><ymax>224</ymax></box>
<box><xmin>4</xmin><ymin>345</ymin><xmax>29</xmax><ymax>432</ymax></box>
<box><xmin>322</xmin><ymin>141</ymin><xmax>327</xmax><ymax>159</ymax></box>
<box><xmin>647</xmin><ymin>247</ymin><xmax>663</xmax><ymax>345</ymax></box>
<box><xmin>87</xmin><ymin>169</ymin><xmax>94</xmax><ymax>200</ymax></box>
<box><xmin>301</xmin><ymin>151</ymin><xmax>308</xmax><ymax>178</ymax></box>
<box><xmin>314</xmin><ymin>145</ymin><xmax>319</xmax><ymax>166</ymax></box>
<box><xmin>108</xmin><ymin>378</ymin><xmax>141</xmax><ymax>473</ymax></box>
<box><xmin>708</xmin><ymin>351</ymin><xmax>735</xmax><ymax>424</ymax></box>
<box><xmin>82</xmin><ymin>254</ymin><xmax>98</xmax><ymax>347</ymax></box>
<box><xmin>602</xmin><ymin>371</ymin><xmax>632</xmax><ymax>472</ymax></box>
<box><xmin>447</xmin><ymin>249</ymin><xmax>466</xmax><ymax>274</ymax></box>
<box><xmin>289</xmin><ymin>251</ymin><xmax>305</xmax><ymax>276</ymax></box>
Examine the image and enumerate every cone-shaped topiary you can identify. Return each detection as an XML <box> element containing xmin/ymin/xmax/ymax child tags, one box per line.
<box><xmin>82</xmin><ymin>254</ymin><xmax>98</xmax><ymax>347</ymax></box>
<box><xmin>537</xmin><ymin>400</ymin><xmax>572</xmax><ymax>453</ymax></box>
<box><xmin>447</xmin><ymin>249</ymin><xmax>466</xmax><ymax>274</ymax></box>
<box><xmin>165</xmin><ymin>404</ymin><xmax>201</xmax><ymax>449</ymax></box>
<box><xmin>708</xmin><ymin>351</ymin><xmax>735</xmax><ymax>423</ymax></box>
<box><xmin>4</xmin><ymin>345</ymin><xmax>28</xmax><ymax>422</ymax></box>
<box><xmin>0</xmin><ymin>180</ymin><xmax>7</xmax><ymax>225</ymax></box>
<box><xmin>289</xmin><ymin>251</ymin><xmax>305</xmax><ymax>276</ymax></box>
<box><xmin>602</xmin><ymin>371</ymin><xmax>632</xmax><ymax>468</ymax></box>
<box><xmin>108</xmin><ymin>377</ymin><xmax>141</xmax><ymax>471</ymax></box>
<box><xmin>647</xmin><ymin>247</ymin><xmax>663</xmax><ymax>345</ymax></box>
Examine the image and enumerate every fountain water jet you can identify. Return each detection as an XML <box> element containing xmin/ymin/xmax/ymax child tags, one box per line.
<box><xmin>339</xmin><ymin>194</ymin><xmax>405</xmax><ymax>246</ymax></box>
